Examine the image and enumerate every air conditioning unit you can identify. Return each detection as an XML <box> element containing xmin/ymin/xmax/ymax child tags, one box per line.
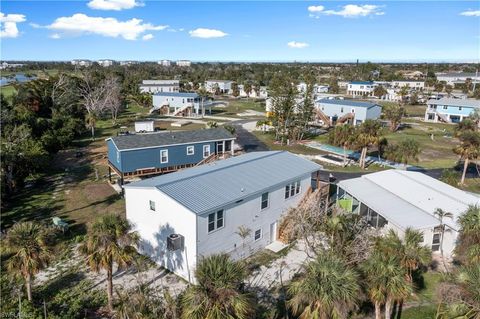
<box><xmin>167</xmin><ymin>234</ymin><xmax>184</xmax><ymax>251</ymax></box>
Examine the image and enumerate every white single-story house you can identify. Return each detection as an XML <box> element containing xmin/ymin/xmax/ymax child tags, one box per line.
<box><xmin>391</xmin><ymin>80</ymin><xmax>425</xmax><ymax>90</ymax></box>
<box><xmin>425</xmin><ymin>97</ymin><xmax>480</xmax><ymax>124</ymax></box>
<box><xmin>314</xmin><ymin>99</ymin><xmax>382</xmax><ymax>126</ymax></box>
<box><xmin>336</xmin><ymin>170</ymin><xmax>480</xmax><ymax>258</ymax></box>
<box><xmin>238</xmin><ymin>85</ymin><xmax>268</xmax><ymax>98</ymax></box>
<box><xmin>158</xmin><ymin>60</ymin><xmax>172</xmax><ymax>67</ymax></box>
<box><xmin>176</xmin><ymin>60</ymin><xmax>191</xmax><ymax>67</ymax></box>
<box><xmin>435</xmin><ymin>72</ymin><xmax>480</xmax><ymax>86</ymax></box>
<box><xmin>205</xmin><ymin>80</ymin><xmax>233</xmax><ymax>94</ymax></box>
<box><xmin>124</xmin><ymin>151</ymin><xmax>322</xmax><ymax>282</ymax></box>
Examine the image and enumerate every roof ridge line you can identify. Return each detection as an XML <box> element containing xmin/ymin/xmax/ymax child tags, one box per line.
<box><xmin>157</xmin><ymin>151</ymin><xmax>283</xmax><ymax>189</ymax></box>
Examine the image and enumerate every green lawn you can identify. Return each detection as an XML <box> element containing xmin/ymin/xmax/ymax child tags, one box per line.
<box><xmin>211</xmin><ymin>98</ymin><xmax>266</xmax><ymax>117</ymax></box>
<box><xmin>252</xmin><ymin>131</ymin><xmax>325</xmax><ymax>155</ymax></box>
<box><xmin>0</xmin><ymin>85</ymin><xmax>17</xmax><ymax>100</ymax></box>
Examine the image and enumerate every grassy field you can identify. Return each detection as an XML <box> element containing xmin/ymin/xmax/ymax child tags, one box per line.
<box><xmin>211</xmin><ymin>98</ymin><xmax>266</xmax><ymax>118</ymax></box>
<box><xmin>252</xmin><ymin>131</ymin><xmax>325</xmax><ymax>156</ymax></box>
<box><xmin>0</xmin><ymin>85</ymin><xmax>17</xmax><ymax>100</ymax></box>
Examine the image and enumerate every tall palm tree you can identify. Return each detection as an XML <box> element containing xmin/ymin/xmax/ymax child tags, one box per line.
<box><xmin>354</xmin><ymin>120</ymin><xmax>383</xmax><ymax>169</ymax></box>
<box><xmin>288</xmin><ymin>252</ymin><xmax>360</xmax><ymax>319</ymax></box>
<box><xmin>362</xmin><ymin>252</ymin><xmax>413</xmax><ymax>319</ymax></box>
<box><xmin>453</xmin><ymin>131</ymin><xmax>480</xmax><ymax>184</ymax></box>
<box><xmin>180</xmin><ymin>254</ymin><xmax>254</xmax><ymax>319</ymax></box>
<box><xmin>196</xmin><ymin>87</ymin><xmax>210</xmax><ymax>117</ymax></box>
<box><xmin>434</xmin><ymin>208</ymin><xmax>454</xmax><ymax>271</ymax></box>
<box><xmin>457</xmin><ymin>205</ymin><xmax>480</xmax><ymax>264</ymax></box>
<box><xmin>79</xmin><ymin>214</ymin><xmax>139</xmax><ymax>311</ymax></box>
<box><xmin>4</xmin><ymin>222</ymin><xmax>53</xmax><ymax>302</ymax></box>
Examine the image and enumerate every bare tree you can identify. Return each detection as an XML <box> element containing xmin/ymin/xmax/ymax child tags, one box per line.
<box><xmin>104</xmin><ymin>77</ymin><xmax>122</xmax><ymax>124</ymax></box>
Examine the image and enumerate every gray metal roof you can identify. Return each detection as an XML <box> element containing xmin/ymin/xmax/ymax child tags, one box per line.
<box><xmin>427</xmin><ymin>98</ymin><xmax>480</xmax><ymax>108</ymax></box>
<box><xmin>109</xmin><ymin>128</ymin><xmax>234</xmax><ymax>151</ymax></box>
<box><xmin>316</xmin><ymin>99</ymin><xmax>380</xmax><ymax>109</ymax></box>
<box><xmin>124</xmin><ymin>151</ymin><xmax>322</xmax><ymax>214</ymax></box>
<box><xmin>338</xmin><ymin>170</ymin><xmax>480</xmax><ymax>231</ymax></box>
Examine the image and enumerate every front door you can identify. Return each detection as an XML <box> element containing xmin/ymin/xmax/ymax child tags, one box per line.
<box><xmin>216</xmin><ymin>141</ymin><xmax>224</xmax><ymax>154</ymax></box>
<box><xmin>270</xmin><ymin>222</ymin><xmax>277</xmax><ymax>243</ymax></box>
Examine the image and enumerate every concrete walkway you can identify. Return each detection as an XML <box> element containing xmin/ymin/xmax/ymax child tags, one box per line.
<box><xmin>248</xmin><ymin>240</ymin><xmax>312</xmax><ymax>292</ymax></box>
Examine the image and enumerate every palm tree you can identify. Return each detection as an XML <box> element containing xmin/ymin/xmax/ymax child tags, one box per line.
<box><xmin>244</xmin><ymin>82</ymin><xmax>253</xmax><ymax>99</ymax></box>
<box><xmin>455</xmin><ymin>118</ymin><xmax>478</xmax><ymax>136</ymax></box>
<box><xmin>180</xmin><ymin>254</ymin><xmax>254</xmax><ymax>319</ymax></box>
<box><xmin>434</xmin><ymin>209</ymin><xmax>454</xmax><ymax>272</ymax></box>
<box><xmin>4</xmin><ymin>222</ymin><xmax>53</xmax><ymax>302</ymax></box>
<box><xmin>453</xmin><ymin>131</ymin><xmax>480</xmax><ymax>184</ymax></box>
<box><xmin>362</xmin><ymin>252</ymin><xmax>413</xmax><ymax>319</ymax></box>
<box><xmin>379</xmin><ymin>229</ymin><xmax>431</xmax><ymax>281</ymax></box>
<box><xmin>196</xmin><ymin>87</ymin><xmax>210</xmax><ymax>117</ymax></box>
<box><xmin>457</xmin><ymin>205</ymin><xmax>480</xmax><ymax>264</ymax></box>
<box><xmin>79</xmin><ymin>214</ymin><xmax>140</xmax><ymax>311</ymax></box>
<box><xmin>385</xmin><ymin>138</ymin><xmax>420</xmax><ymax>167</ymax></box>
<box><xmin>288</xmin><ymin>252</ymin><xmax>360</xmax><ymax>319</ymax></box>
<box><xmin>354</xmin><ymin>120</ymin><xmax>383</xmax><ymax>169</ymax></box>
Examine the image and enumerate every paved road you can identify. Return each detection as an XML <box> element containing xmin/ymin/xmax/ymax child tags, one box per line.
<box><xmin>232</xmin><ymin>120</ymin><xmax>269</xmax><ymax>152</ymax></box>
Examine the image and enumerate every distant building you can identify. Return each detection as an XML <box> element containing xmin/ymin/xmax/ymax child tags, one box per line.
<box><xmin>425</xmin><ymin>98</ymin><xmax>480</xmax><ymax>124</ymax></box>
<box><xmin>152</xmin><ymin>92</ymin><xmax>208</xmax><ymax>116</ymax></box>
<box><xmin>315</xmin><ymin>99</ymin><xmax>382</xmax><ymax>126</ymax></box>
<box><xmin>176</xmin><ymin>60</ymin><xmax>192</xmax><ymax>67</ymax></box>
<box><xmin>435</xmin><ymin>72</ymin><xmax>480</xmax><ymax>86</ymax></box>
<box><xmin>391</xmin><ymin>80</ymin><xmax>425</xmax><ymax>90</ymax></box>
<box><xmin>347</xmin><ymin>81</ymin><xmax>377</xmax><ymax>97</ymax></box>
<box><xmin>97</xmin><ymin>59</ymin><xmax>114</xmax><ymax>67</ymax></box>
<box><xmin>296</xmin><ymin>82</ymin><xmax>330</xmax><ymax>94</ymax></box>
<box><xmin>205</xmin><ymin>80</ymin><xmax>233</xmax><ymax>94</ymax></box>
<box><xmin>0</xmin><ymin>62</ymin><xmax>24</xmax><ymax>69</ymax></box>
<box><xmin>107</xmin><ymin>127</ymin><xmax>235</xmax><ymax>183</ymax></box>
<box><xmin>158</xmin><ymin>60</ymin><xmax>172</xmax><ymax>67</ymax></box>
<box><xmin>140</xmin><ymin>80</ymin><xmax>180</xmax><ymax>94</ymax></box>
<box><xmin>238</xmin><ymin>85</ymin><xmax>268</xmax><ymax>99</ymax></box>
<box><xmin>124</xmin><ymin>151</ymin><xmax>322</xmax><ymax>281</ymax></box>
<box><xmin>120</xmin><ymin>61</ymin><xmax>139</xmax><ymax>66</ymax></box>
<box><xmin>71</xmin><ymin>59</ymin><xmax>92</xmax><ymax>67</ymax></box>
<box><xmin>336</xmin><ymin>170</ymin><xmax>480</xmax><ymax>258</ymax></box>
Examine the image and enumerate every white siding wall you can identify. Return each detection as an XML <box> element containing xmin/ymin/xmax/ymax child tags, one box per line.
<box><xmin>125</xmin><ymin>187</ymin><xmax>197</xmax><ymax>282</ymax></box>
<box><xmin>196</xmin><ymin>176</ymin><xmax>312</xmax><ymax>260</ymax></box>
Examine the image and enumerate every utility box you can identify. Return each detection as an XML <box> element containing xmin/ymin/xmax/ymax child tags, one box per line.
<box><xmin>167</xmin><ymin>233</ymin><xmax>184</xmax><ymax>251</ymax></box>
<box><xmin>135</xmin><ymin>120</ymin><xmax>155</xmax><ymax>133</ymax></box>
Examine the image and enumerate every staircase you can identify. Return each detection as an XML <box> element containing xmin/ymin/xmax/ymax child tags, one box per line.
<box><xmin>196</xmin><ymin>152</ymin><xmax>232</xmax><ymax>166</ymax></box>
<box><xmin>435</xmin><ymin>111</ymin><xmax>451</xmax><ymax>123</ymax></box>
<box><xmin>315</xmin><ymin>109</ymin><xmax>331</xmax><ymax>126</ymax></box>
<box><xmin>337</xmin><ymin>113</ymin><xmax>354</xmax><ymax>125</ymax></box>
<box><xmin>173</xmin><ymin>105</ymin><xmax>192</xmax><ymax>117</ymax></box>
<box><xmin>149</xmin><ymin>104</ymin><xmax>168</xmax><ymax>115</ymax></box>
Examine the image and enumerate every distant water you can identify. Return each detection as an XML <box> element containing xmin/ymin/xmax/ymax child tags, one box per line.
<box><xmin>0</xmin><ymin>73</ymin><xmax>36</xmax><ymax>86</ymax></box>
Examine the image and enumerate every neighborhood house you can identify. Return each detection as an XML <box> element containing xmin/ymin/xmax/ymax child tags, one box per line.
<box><xmin>124</xmin><ymin>151</ymin><xmax>322</xmax><ymax>282</ymax></box>
<box><xmin>336</xmin><ymin>170</ymin><xmax>480</xmax><ymax>258</ymax></box>
<box><xmin>425</xmin><ymin>98</ymin><xmax>480</xmax><ymax>124</ymax></box>
<box><xmin>106</xmin><ymin>128</ymin><xmax>235</xmax><ymax>183</ymax></box>
<box><xmin>314</xmin><ymin>99</ymin><xmax>382</xmax><ymax>126</ymax></box>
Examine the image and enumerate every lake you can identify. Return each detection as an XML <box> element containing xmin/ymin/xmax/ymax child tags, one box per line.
<box><xmin>0</xmin><ymin>73</ymin><xmax>36</xmax><ymax>86</ymax></box>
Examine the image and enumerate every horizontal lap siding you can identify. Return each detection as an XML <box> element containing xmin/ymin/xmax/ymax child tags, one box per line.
<box><xmin>120</xmin><ymin>142</ymin><xmax>216</xmax><ymax>173</ymax></box>
<box><xmin>107</xmin><ymin>140</ymin><xmax>122</xmax><ymax>171</ymax></box>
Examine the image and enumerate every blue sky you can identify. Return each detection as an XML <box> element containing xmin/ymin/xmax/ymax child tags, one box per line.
<box><xmin>1</xmin><ymin>1</ymin><xmax>479</xmax><ymax>62</ymax></box>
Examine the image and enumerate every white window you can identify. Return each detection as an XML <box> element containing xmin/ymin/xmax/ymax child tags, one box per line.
<box><xmin>432</xmin><ymin>233</ymin><xmax>441</xmax><ymax>251</ymax></box>
<box><xmin>443</xmin><ymin>106</ymin><xmax>448</xmax><ymax>110</ymax></box>
<box><xmin>208</xmin><ymin>210</ymin><xmax>224</xmax><ymax>233</ymax></box>
<box><xmin>261</xmin><ymin>192</ymin><xmax>269</xmax><ymax>210</ymax></box>
<box><xmin>187</xmin><ymin>145</ymin><xmax>194</xmax><ymax>155</ymax></box>
<box><xmin>116</xmin><ymin>151</ymin><xmax>120</xmax><ymax>163</ymax></box>
<box><xmin>149</xmin><ymin>200</ymin><xmax>156</xmax><ymax>211</ymax></box>
<box><xmin>254</xmin><ymin>229</ymin><xmax>262</xmax><ymax>241</ymax></box>
<box><xmin>351</xmin><ymin>108</ymin><xmax>355</xmax><ymax>113</ymax></box>
<box><xmin>203</xmin><ymin>145</ymin><xmax>211</xmax><ymax>158</ymax></box>
<box><xmin>285</xmin><ymin>181</ymin><xmax>301</xmax><ymax>199</ymax></box>
<box><xmin>160</xmin><ymin>150</ymin><xmax>168</xmax><ymax>163</ymax></box>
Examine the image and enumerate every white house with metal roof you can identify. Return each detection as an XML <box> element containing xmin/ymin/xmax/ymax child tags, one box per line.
<box><xmin>205</xmin><ymin>80</ymin><xmax>233</xmax><ymax>94</ymax></box>
<box><xmin>336</xmin><ymin>170</ymin><xmax>480</xmax><ymax>258</ymax></box>
<box><xmin>152</xmin><ymin>92</ymin><xmax>207</xmax><ymax>116</ymax></box>
<box><xmin>124</xmin><ymin>151</ymin><xmax>322</xmax><ymax>282</ymax></box>
<box><xmin>314</xmin><ymin>99</ymin><xmax>382</xmax><ymax>126</ymax></box>
<box><xmin>425</xmin><ymin>98</ymin><xmax>480</xmax><ymax>124</ymax></box>
<box><xmin>347</xmin><ymin>81</ymin><xmax>377</xmax><ymax>97</ymax></box>
<box><xmin>139</xmin><ymin>80</ymin><xmax>180</xmax><ymax>94</ymax></box>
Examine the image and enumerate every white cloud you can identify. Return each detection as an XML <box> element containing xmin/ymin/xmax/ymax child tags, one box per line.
<box><xmin>309</xmin><ymin>4</ymin><xmax>384</xmax><ymax>18</ymax></box>
<box><xmin>308</xmin><ymin>5</ymin><xmax>324</xmax><ymax>12</ymax></box>
<box><xmin>287</xmin><ymin>41</ymin><xmax>309</xmax><ymax>48</ymax></box>
<box><xmin>87</xmin><ymin>0</ymin><xmax>142</xmax><ymax>11</ymax></box>
<box><xmin>189</xmin><ymin>28</ymin><xmax>227</xmax><ymax>38</ymax></box>
<box><xmin>50</xmin><ymin>33</ymin><xmax>61</xmax><ymax>39</ymax></box>
<box><xmin>46</xmin><ymin>13</ymin><xmax>167</xmax><ymax>40</ymax></box>
<box><xmin>0</xmin><ymin>12</ymin><xmax>26</xmax><ymax>38</ymax></box>
<box><xmin>142</xmin><ymin>33</ymin><xmax>153</xmax><ymax>40</ymax></box>
<box><xmin>460</xmin><ymin>10</ymin><xmax>480</xmax><ymax>17</ymax></box>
